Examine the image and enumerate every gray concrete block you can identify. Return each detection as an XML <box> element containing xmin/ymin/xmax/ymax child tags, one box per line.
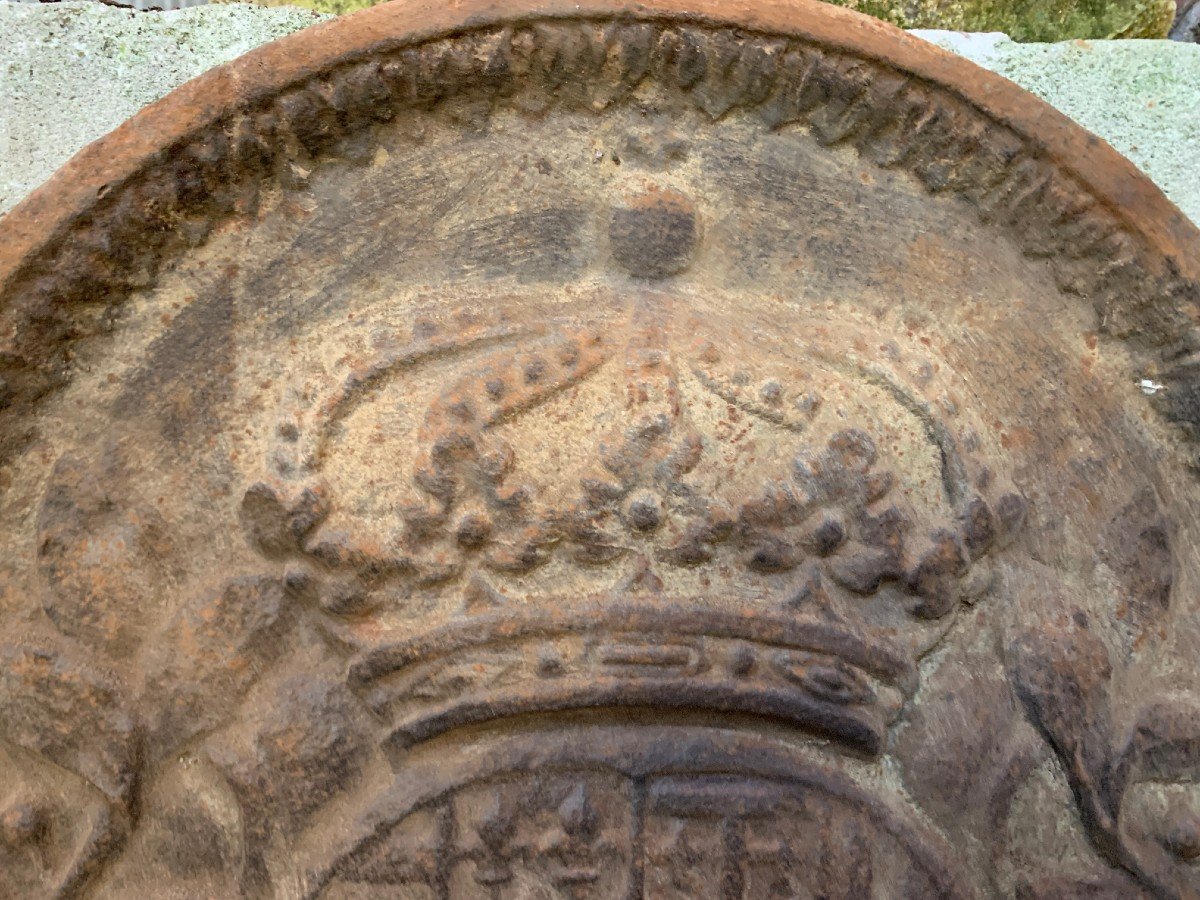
<box><xmin>0</xmin><ymin>2</ymin><xmax>330</xmax><ymax>214</ymax></box>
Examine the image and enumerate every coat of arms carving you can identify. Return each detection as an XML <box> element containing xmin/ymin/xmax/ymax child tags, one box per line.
<box><xmin>1</xmin><ymin>1</ymin><xmax>1199</xmax><ymax>898</ymax></box>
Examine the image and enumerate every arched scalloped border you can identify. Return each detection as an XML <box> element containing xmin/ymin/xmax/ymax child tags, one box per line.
<box><xmin>0</xmin><ymin>0</ymin><xmax>1198</xmax><ymax>465</ymax></box>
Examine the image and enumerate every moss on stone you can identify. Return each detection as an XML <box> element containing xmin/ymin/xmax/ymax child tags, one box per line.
<box><xmin>216</xmin><ymin>0</ymin><xmax>1175</xmax><ymax>41</ymax></box>
<box><xmin>213</xmin><ymin>0</ymin><xmax>375</xmax><ymax>14</ymax></box>
<box><xmin>842</xmin><ymin>0</ymin><xmax>1174</xmax><ymax>41</ymax></box>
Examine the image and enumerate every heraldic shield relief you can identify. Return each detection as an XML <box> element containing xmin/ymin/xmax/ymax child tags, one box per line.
<box><xmin>2</xmin><ymin>1</ymin><xmax>1200</xmax><ymax>897</ymax></box>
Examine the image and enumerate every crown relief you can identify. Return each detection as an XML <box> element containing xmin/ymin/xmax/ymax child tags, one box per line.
<box><xmin>239</xmin><ymin>294</ymin><xmax>1028</xmax><ymax>629</ymax></box>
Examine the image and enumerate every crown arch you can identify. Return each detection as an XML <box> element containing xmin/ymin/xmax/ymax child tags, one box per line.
<box><xmin>2</xmin><ymin>1</ymin><xmax>1200</xmax><ymax>898</ymax></box>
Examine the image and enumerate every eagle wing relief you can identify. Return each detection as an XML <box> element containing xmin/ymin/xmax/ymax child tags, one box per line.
<box><xmin>0</xmin><ymin>444</ymin><xmax>169</xmax><ymax>898</ymax></box>
<box><xmin>992</xmin><ymin>483</ymin><xmax>1200</xmax><ymax>899</ymax></box>
<box><xmin>0</xmin><ymin>626</ymin><xmax>135</xmax><ymax>900</ymax></box>
<box><xmin>4</xmin><ymin>437</ymin><xmax>322</xmax><ymax>896</ymax></box>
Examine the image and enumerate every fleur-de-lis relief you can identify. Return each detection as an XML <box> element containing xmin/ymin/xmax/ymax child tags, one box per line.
<box><xmin>0</xmin><ymin>801</ymin><xmax>49</xmax><ymax>869</ymax></box>
<box><xmin>646</xmin><ymin>818</ymin><xmax>712</xmax><ymax>894</ymax></box>
<box><xmin>544</xmin><ymin>783</ymin><xmax>602</xmax><ymax>893</ymax></box>
<box><xmin>474</xmin><ymin>791</ymin><xmax>518</xmax><ymax>889</ymax></box>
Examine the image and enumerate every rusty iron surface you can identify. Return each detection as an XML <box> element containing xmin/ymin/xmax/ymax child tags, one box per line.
<box><xmin>2</xmin><ymin>1</ymin><xmax>1200</xmax><ymax>897</ymax></box>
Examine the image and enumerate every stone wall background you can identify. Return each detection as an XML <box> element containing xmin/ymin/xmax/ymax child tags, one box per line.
<box><xmin>0</xmin><ymin>1</ymin><xmax>329</xmax><ymax>214</ymax></box>
<box><xmin>0</xmin><ymin>1</ymin><xmax>1197</xmax><ymax>225</ymax></box>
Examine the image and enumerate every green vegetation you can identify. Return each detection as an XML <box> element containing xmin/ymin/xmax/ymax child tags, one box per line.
<box><xmin>841</xmin><ymin>0</ymin><xmax>1175</xmax><ymax>41</ymax></box>
<box><xmin>217</xmin><ymin>0</ymin><xmax>1175</xmax><ymax>41</ymax></box>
